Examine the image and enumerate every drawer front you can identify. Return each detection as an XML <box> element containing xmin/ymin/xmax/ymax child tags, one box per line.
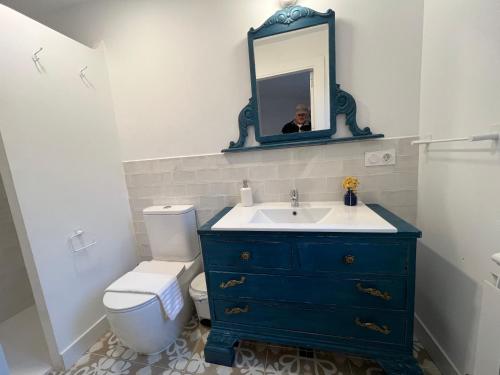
<box><xmin>202</xmin><ymin>238</ymin><xmax>292</xmax><ymax>270</ymax></box>
<box><xmin>214</xmin><ymin>299</ymin><xmax>407</xmax><ymax>345</ymax></box>
<box><xmin>298</xmin><ymin>240</ymin><xmax>409</xmax><ymax>274</ymax></box>
<box><xmin>210</xmin><ymin>272</ymin><xmax>407</xmax><ymax>310</ymax></box>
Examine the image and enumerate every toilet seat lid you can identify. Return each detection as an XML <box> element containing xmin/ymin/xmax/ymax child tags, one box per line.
<box><xmin>103</xmin><ymin>290</ymin><xmax>155</xmax><ymax>312</ymax></box>
<box><xmin>103</xmin><ymin>261</ymin><xmax>186</xmax><ymax>312</ymax></box>
<box><xmin>190</xmin><ymin>272</ymin><xmax>207</xmax><ymax>293</ymax></box>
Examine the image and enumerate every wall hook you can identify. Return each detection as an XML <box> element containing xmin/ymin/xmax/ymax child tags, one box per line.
<box><xmin>80</xmin><ymin>66</ymin><xmax>88</xmax><ymax>78</ymax></box>
<box><xmin>32</xmin><ymin>47</ymin><xmax>43</xmax><ymax>63</ymax></box>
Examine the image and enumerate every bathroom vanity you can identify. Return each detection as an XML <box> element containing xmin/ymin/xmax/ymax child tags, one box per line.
<box><xmin>199</xmin><ymin>203</ymin><xmax>422</xmax><ymax>374</ymax></box>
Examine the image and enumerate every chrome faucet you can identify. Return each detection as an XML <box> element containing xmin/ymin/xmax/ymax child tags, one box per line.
<box><xmin>290</xmin><ymin>189</ymin><xmax>299</xmax><ymax>207</ymax></box>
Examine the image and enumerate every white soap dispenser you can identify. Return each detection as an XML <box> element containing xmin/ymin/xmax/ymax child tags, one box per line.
<box><xmin>240</xmin><ymin>180</ymin><xmax>253</xmax><ymax>207</ymax></box>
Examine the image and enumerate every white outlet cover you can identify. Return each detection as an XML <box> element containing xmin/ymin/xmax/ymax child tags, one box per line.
<box><xmin>364</xmin><ymin>149</ymin><xmax>396</xmax><ymax>167</ymax></box>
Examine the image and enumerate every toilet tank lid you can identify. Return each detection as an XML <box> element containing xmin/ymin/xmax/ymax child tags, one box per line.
<box><xmin>143</xmin><ymin>205</ymin><xmax>194</xmax><ymax>215</ymax></box>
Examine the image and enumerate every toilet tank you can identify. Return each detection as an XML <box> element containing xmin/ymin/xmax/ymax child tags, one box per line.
<box><xmin>143</xmin><ymin>205</ymin><xmax>200</xmax><ymax>261</ymax></box>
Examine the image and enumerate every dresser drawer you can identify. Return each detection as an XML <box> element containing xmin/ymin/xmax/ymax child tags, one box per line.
<box><xmin>298</xmin><ymin>240</ymin><xmax>409</xmax><ymax>275</ymax></box>
<box><xmin>209</xmin><ymin>272</ymin><xmax>407</xmax><ymax>310</ymax></box>
<box><xmin>202</xmin><ymin>238</ymin><xmax>292</xmax><ymax>270</ymax></box>
<box><xmin>214</xmin><ymin>299</ymin><xmax>407</xmax><ymax>345</ymax></box>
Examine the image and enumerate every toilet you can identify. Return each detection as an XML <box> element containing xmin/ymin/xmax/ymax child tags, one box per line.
<box><xmin>103</xmin><ymin>205</ymin><xmax>202</xmax><ymax>355</ymax></box>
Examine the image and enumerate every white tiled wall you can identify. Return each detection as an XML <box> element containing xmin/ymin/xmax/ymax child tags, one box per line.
<box><xmin>0</xmin><ymin>174</ymin><xmax>33</xmax><ymax>322</ymax></box>
<box><xmin>124</xmin><ymin>137</ymin><xmax>419</xmax><ymax>258</ymax></box>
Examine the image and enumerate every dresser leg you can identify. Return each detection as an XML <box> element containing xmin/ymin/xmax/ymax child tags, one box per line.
<box><xmin>378</xmin><ymin>356</ymin><xmax>423</xmax><ymax>375</ymax></box>
<box><xmin>204</xmin><ymin>329</ymin><xmax>239</xmax><ymax>367</ymax></box>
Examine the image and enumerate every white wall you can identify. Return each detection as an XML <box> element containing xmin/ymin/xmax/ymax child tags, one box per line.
<box><xmin>0</xmin><ymin>173</ymin><xmax>34</xmax><ymax>323</ymax></box>
<box><xmin>416</xmin><ymin>0</ymin><xmax>500</xmax><ymax>373</ymax></box>
<box><xmin>24</xmin><ymin>0</ymin><xmax>424</xmax><ymax>160</ymax></box>
<box><xmin>0</xmin><ymin>5</ymin><xmax>137</xmax><ymax>369</ymax></box>
<box><xmin>125</xmin><ymin>137</ymin><xmax>419</xmax><ymax>258</ymax></box>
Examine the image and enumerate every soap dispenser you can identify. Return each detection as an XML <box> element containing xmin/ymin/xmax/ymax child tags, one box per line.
<box><xmin>240</xmin><ymin>180</ymin><xmax>253</xmax><ymax>207</ymax></box>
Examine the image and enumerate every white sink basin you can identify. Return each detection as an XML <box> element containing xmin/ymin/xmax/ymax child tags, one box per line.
<box><xmin>211</xmin><ymin>202</ymin><xmax>397</xmax><ymax>233</ymax></box>
<box><xmin>249</xmin><ymin>207</ymin><xmax>331</xmax><ymax>224</ymax></box>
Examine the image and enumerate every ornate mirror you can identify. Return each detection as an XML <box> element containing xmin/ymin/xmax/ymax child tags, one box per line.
<box><xmin>224</xmin><ymin>6</ymin><xmax>383</xmax><ymax>152</ymax></box>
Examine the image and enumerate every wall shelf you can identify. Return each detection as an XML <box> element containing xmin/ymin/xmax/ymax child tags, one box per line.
<box><xmin>221</xmin><ymin>133</ymin><xmax>384</xmax><ymax>153</ymax></box>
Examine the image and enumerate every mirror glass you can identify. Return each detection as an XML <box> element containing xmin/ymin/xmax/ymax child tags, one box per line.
<box><xmin>253</xmin><ymin>24</ymin><xmax>330</xmax><ymax>137</ymax></box>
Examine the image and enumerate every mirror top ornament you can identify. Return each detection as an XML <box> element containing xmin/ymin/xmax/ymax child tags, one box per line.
<box><xmin>223</xmin><ymin>5</ymin><xmax>384</xmax><ymax>153</ymax></box>
<box><xmin>250</xmin><ymin>6</ymin><xmax>333</xmax><ymax>36</ymax></box>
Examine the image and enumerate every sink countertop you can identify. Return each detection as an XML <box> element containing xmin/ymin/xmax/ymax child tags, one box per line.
<box><xmin>211</xmin><ymin>202</ymin><xmax>397</xmax><ymax>233</ymax></box>
<box><xmin>198</xmin><ymin>203</ymin><xmax>422</xmax><ymax>238</ymax></box>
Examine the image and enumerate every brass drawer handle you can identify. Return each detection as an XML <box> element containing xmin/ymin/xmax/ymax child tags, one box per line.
<box><xmin>355</xmin><ymin>317</ymin><xmax>391</xmax><ymax>335</ymax></box>
<box><xmin>224</xmin><ymin>305</ymin><xmax>249</xmax><ymax>315</ymax></box>
<box><xmin>240</xmin><ymin>251</ymin><xmax>251</xmax><ymax>261</ymax></box>
<box><xmin>219</xmin><ymin>276</ymin><xmax>246</xmax><ymax>289</ymax></box>
<box><xmin>343</xmin><ymin>255</ymin><xmax>355</xmax><ymax>264</ymax></box>
<box><xmin>356</xmin><ymin>283</ymin><xmax>392</xmax><ymax>301</ymax></box>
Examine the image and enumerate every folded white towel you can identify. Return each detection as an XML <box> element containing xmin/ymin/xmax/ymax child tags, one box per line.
<box><xmin>105</xmin><ymin>271</ymin><xmax>184</xmax><ymax>320</ymax></box>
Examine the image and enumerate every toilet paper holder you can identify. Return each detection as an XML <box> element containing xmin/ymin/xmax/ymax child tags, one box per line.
<box><xmin>70</xmin><ymin>229</ymin><xmax>97</xmax><ymax>253</ymax></box>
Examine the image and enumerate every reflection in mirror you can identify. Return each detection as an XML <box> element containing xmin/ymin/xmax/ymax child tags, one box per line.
<box><xmin>257</xmin><ymin>70</ymin><xmax>312</xmax><ymax>136</ymax></box>
<box><xmin>253</xmin><ymin>24</ymin><xmax>329</xmax><ymax>138</ymax></box>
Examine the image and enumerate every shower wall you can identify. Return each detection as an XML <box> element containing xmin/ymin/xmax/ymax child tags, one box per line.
<box><xmin>0</xmin><ymin>173</ymin><xmax>33</xmax><ymax>322</ymax></box>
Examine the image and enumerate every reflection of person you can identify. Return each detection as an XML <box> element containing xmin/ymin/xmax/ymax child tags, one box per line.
<box><xmin>281</xmin><ymin>104</ymin><xmax>311</xmax><ymax>134</ymax></box>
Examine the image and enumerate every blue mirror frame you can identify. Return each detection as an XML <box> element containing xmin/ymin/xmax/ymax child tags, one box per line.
<box><xmin>250</xmin><ymin>7</ymin><xmax>335</xmax><ymax>144</ymax></box>
<box><xmin>224</xmin><ymin>6</ymin><xmax>383</xmax><ymax>152</ymax></box>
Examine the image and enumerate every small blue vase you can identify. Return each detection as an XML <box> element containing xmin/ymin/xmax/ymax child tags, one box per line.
<box><xmin>344</xmin><ymin>189</ymin><xmax>357</xmax><ymax>206</ymax></box>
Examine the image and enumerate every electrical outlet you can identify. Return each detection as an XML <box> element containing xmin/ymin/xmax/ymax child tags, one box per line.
<box><xmin>364</xmin><ymin>149</ymin><xmax>396</xmax><ymax>167</ymax></box>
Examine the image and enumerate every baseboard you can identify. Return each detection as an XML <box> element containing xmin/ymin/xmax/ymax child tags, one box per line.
<box><xmin>59</xmin><ymin>315</ymin><xmax>109</xmax><ymax>369</ymax></box>
<box><xmin>414</xmin><ymin>314</ymin><xmax>460</xmax><ymax>375</ymax></box>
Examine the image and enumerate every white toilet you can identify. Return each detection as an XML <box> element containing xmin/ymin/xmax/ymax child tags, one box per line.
<box><xmin>103</xmin><ymin>205</ymin><xmax>202</xmax><ymax>355</ymax></box>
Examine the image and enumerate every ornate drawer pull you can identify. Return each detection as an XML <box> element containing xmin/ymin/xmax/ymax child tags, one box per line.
<box><xmin>240</xmin><ymin>251</ymin><xmax>251</xmax><ymax>261</ymax></box>
<box><xmin>356</xmin><ymin>283</ymin><xmax>392</xmax><ymax>301</ymax></box>
<box><xmin>220</xmin><ymin>276</ymin><xmax>246</xmax><ymax>289</ymax></box>
<box><xmin>224</xmin><ymin>305</ymin><xmax>249</xmax><ymax>315</ymax></box>
<box><xmin>355</xmin><ymin>317</ymin><xmax>391</xmax><ymax>335</ymax></box>
<box><xmin>343</xmin><ymin>255</ymin><xmax>355</xmax><ymax>264</ymax></box>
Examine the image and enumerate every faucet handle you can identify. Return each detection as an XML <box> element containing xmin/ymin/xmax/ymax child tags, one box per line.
<box><xmin>290</xmin><ymin>189</ymin><xmax>298</xmax><ymax>198</ymax></box>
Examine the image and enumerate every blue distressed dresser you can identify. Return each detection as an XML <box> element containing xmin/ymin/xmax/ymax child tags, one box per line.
<box><xmin>198</xmin><ymin>204</ymin><xmax>422</xmax><ymax>374</ymax></box>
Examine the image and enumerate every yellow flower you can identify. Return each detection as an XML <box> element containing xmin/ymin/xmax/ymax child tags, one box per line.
<box><xmin>342</xmin><ymin>176</ymin><xmax>359</xmax><ymax>191</ymax></box>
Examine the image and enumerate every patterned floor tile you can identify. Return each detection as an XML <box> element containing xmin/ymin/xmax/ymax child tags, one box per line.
<box><xmin>172</xmin><ymin>339</ymin><xmax>243</xmax><ymax>375</ymax></box>
<box><xmin>234</xmin><ymin>340</ymin><xmax>267</xmax><ymax>374</ymax></box>
<box><xmin>314</xmin><ymin>350</ymin><xmax>354</xmax><ymax>375</ymax></box>
<box><xmin>145</xmin><ymin>318</ymin><xmax>212</xmax><ymax>371</ymax></box>
<box><xmin>265</xmin><ymin>345</ymin><xmax>308</xmax><ymax>375</ymax></box>
<box><xmin>347</xmin><ymin>356</ymin><xmax>384</xmax><ymax>375</ymax></box>
<box><xmin>347</xmin><ymin>352</ymin><xmax>442</xmax><ymax>375</ymax></box>
<box><xmin>59</xmin><ymin>353</ymin><xmax>166</xmax><ymax>375</ymax></box>
<box><xmin>51</xmin><ymin>315</ymin><xmax>442</xmax><ymax>375</ymax></box>
<box><xmin>266</xmin><ymin>345</ymin><xmax>351</xmax><ymax>375</ymax></box>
